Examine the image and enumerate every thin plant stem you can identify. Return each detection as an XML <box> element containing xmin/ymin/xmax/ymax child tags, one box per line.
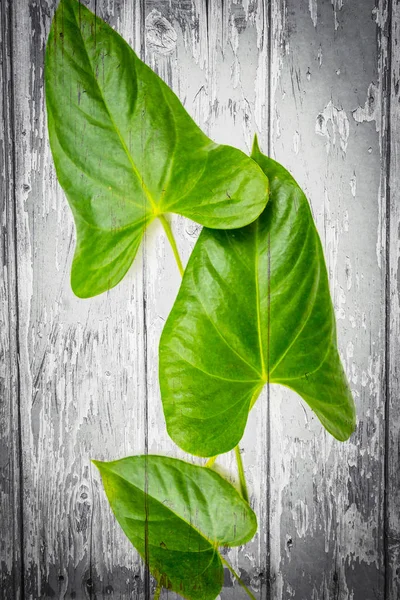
<box><xmin>205</xmin><ymin>455</ymin><xmax>217</xmax><ymax>468</ymax></box>
<box><xmin>234</xmin><ymin>445</ymin><xmax>249</xmax><ymax>503</ymax></box>
<box><xmin>153</xmin><ymin>580</ymin><xmax>162</xmax><ymax>600</ymax></box>
<box><xmin>221</xmin><ymin>557</ymin><xmax>256</xmax><ymax>600</ymax></box>
<box><xmin>158</xmin><ymin>214</ymin><xmax>184</xmax><ymax>277</ymax></box>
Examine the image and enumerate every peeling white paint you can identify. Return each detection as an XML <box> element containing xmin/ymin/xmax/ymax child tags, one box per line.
<box><xmin>309</xmin><ymin>0</ymin><xmax>318</xmax><ymax>27</ymax></box>
<box><xmin>230</xmin><ymin>14</ymin><xmax>241</xmax><ymax>89</ymax></box>
<box><xmin>331</xmin><ymin>0</ymin><xmax>344</xmax><ymax>30</ymax></box>
<box><xmin>345</xmin><ymin>256</ymin><xmax>352</xmax><ymax>290</ymax></box>
<box><xmin>254</xmin><ymin>0</ymin><xmax>268</xmax><ymax>134</ymax></box>
<box><xmin>376</xmin><ymin>181</ymin><xmax>384</xmax><ymax>269</ymax></box>
<box><xmin>293</xmin><ymin>130</ymin><xmax>300</xmax><ymax>154</ymax></box>
<box><xmin>315</xmin><ymin>100</ymin><xmax>350</xmax><ymax>154</ymax></box>
<box><xmin>270</xmin><ymin>0</ymin><xmax>287</xmax><ymax>144</ymax></box>
<box><xmin>343</xmin><ymin>209</ymin><xmax>349</xmax><ymax>232</ymax></box>
<box><xmin>352</xmin><ymin>83</ymin><xmax>381</xmax><ymax>132</ymax></box>
<box><xmin>292</xmin><ymin>499</ymin><xmax>309</xmax><ymax>538</ymax></box>
<box><xmin>342</xmin><ymin>504</ymin><xmax>381</xmax><ymax>566</ymax></box>
<box><xmin>254</xmin><ymin>51</ymin><xmax>267</xmax><ymax>132</ymax></box>
<box><xmin>337</xmin><ymin>286</ymin><xmax>346</xmax><ymax>320</ymax></box>
<box><xmin>318</xmin><ymin>44</ymin><xmax>323</xmax><ymax>66</ymax></box>
<box><xmin>350</xmin><ymin>173</ymin><xmax>357</xmax><ymax>197</ymax></box>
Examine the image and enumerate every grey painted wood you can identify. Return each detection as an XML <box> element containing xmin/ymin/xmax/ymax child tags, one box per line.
<box><xmin>10</xmin><ymin>1</ymin><xmax>148</xmax><ymax>597</ymax></box>
<box><xmin>268</xmin><ymin>1</ymin><xmax>388</xmax><ymax>598</ymax></box>
<box><xmin>142</xmin><ymin>1</ymin><xmax>273</xmax><ymax>598</ymax></box>
<box><xmin>388</xmin><ymin>0</ymin><xmax>400</xmax><ymax>597</ymax></box>
<box><xmin>0</xmin><ymin>2</ymin><xmax>22</xmax><ymax>599</ymax></box>
<box><xmin>1</xmin><ymin>0</ymin><xmax>399</xmax><ymax>598</ymax></box>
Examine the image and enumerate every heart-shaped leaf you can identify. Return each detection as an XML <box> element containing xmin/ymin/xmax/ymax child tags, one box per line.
<box><xmin>45</xmin><ymin>0</ymin><xmax>269</xmax><ymax>298</ymax></box>
<box><xmin>159</xmin><ymin>138</ymin><xmax>356</xmax><ymax>457</ymax></box>
<box><xmin>94</xmin><ymin>455</ymin><xmax>257</xmax><ymax>600</ymax></box>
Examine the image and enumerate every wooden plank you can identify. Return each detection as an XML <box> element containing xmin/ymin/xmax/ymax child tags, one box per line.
<box><xmin>387</xmin><ymin>0</ymin><xmax>400</xmax><ymax>596</ymax></box>
<box><xmin>141</xmin><ymin>3</ymin><xmax>208</xmax><ymax>598</ymax></box>
<box><xmin>206</xmin><ymin>1</ymin><xmax>272</xmax><ymax>597</ymax></box>
<box><xmin>10</xmin><ymin>1</ymin><xmax>147</xmax><ymax>597</ymax></box>
<box><xmin>0</xmin><ymin>2</ymin><xmax>23</xmax><ymax>598</ymax></box>
<box><xmin>269</xmin><ymin>0</ymin><xmax>387</xmax><ymax>598</ymax></box>
<box><xmin>142</xmin><ymin>0</ymin><xmax>271</xmax><ymax>598</ymax></box>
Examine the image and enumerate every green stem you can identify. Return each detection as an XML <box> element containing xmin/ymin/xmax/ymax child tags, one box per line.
<box><xmin>221</xmin><ymin>557</ymin><xmax>256</xmax><ymax>600</ymax></box>
<box><xmin>205</xmin><ymin>455</ymin><xmax>217</xmax><ymax>468</ymax></box>
<box><xmin>234</xmin><ymin>445</ymin><xmax>249</xmax><ymax>503</ymax></box>
<box><xmin>153</xmin><ymin>580</ymin><xmax>162</xmax><ymax>600</ymax></box>
<box><xmin>158</xmin><ymin>215</ymin><xmax>184</xmax><ymax>277</ymax></box>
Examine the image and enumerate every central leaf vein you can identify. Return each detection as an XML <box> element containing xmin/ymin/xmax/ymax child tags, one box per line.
<box><xmin>254</xmin><ymin>220</ymin><xmax>266</xmax><ymax>380</ymax></box>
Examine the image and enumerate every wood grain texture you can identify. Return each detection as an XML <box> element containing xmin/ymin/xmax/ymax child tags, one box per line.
<box><xmin>143</xmin><ymin>0</ymin><xmax>271</xmax><ymax>596</ymax></box>
<box><xmin>0</xmin><ymin>2</ymin><xmax>23</xmax><ymax>598</ymax></box>
<box><xmin>269</xmin><ymin>1</ymin><xmax>388</xmax><ymax>598</ymax></box>
<box><xmin>387</xmin><ymin>0</ymin><xmax>400</xmax><ymax>597</ymax></box>
<box><xmin>1</xmin><ymin>0</ymin><xmax>399</xmax><ymax>598</ymax></box>
<box><xmin>10</xmin><ymin>1</ymin><xmax>148</xmax><ymax>597</ymax></box>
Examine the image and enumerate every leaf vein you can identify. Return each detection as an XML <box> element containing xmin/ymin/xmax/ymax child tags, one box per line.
<box><xmin>190</xmin><ymin>269</ymin><xmax>262</xmax><ymax>378</ymax></box>
<box><xmin>170</xmin><ymin>350</ymin><xmax>260</xmax><ymax>384</ymax></box>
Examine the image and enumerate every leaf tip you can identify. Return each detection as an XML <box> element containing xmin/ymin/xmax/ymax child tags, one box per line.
<box><xmin>91</xmin><ymin>459</ymin><xmax>104</xmax><ymax>470</ymax></box>
<box><xmin>325</xmin><ymin>410</ymin><xmax>357</xmax><ymax>442</ymax></box>
<box><xmin>251</xmin><ymin>134</ymin><xmax>261</xmax><ymax>159</ymax></box>
<box><xmin>71</xmin><ymin>267</ymin><xmax>101</xmax><ymax>299</ymax></box>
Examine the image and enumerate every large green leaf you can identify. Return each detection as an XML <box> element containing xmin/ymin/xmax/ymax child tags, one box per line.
<box><xmin>159</xmin><ymin>138</ymin><xmax>356</xmax><ymax>457</ymax></box>
<box><xmin>94</xmin><ymin>455</ymin><xmax>257</xmax><ymax>600</ymax></box>
<box><xmin>45</xmin><ymin>0</ymin><xmax>268</xmax><ymax>298</ymax></box>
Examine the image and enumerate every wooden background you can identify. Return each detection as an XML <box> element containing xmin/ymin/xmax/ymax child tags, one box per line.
<box><xmin>1</xmin><ymin>0</ymin><xmax>399</xmax><ymax>598</ymax></box>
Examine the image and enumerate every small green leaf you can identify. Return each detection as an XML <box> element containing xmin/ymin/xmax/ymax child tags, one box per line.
<box><xmin>94</xmin><ymin>455</ymin><xmax>257</xmax><ymax>600</ymax></box>
<box><xmin>159</xmin><ymin>138</ymin><xmax>356</xmax><ymax>457</ymax></box>
<box><xmin>45</xmin><ymin>0</ymin><xmax>269</xmax><ymax>298</ymax></box>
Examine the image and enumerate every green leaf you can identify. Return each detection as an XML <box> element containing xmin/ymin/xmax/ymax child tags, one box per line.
<box><xmin>45</xmin><ymin>0</ymin><xmax>269</xmax><ymax>298</ymax></box>
<box><xmin>94</xmin><ymin>455</ymin><xmax>257</xmax><ymax>600</ymax></box>
<box><xmin>159</xmin><ymin>138</ymin><xmax>356</xmax><ymax>457</ymax></box>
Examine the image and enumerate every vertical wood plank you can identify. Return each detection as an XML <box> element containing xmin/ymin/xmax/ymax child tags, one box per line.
<box><xmin>387</xmin><ymin>0</ymin><xmax>400</xmax><ymax>596</ymax></box>
<box><xmin>208</xmin><ymin>1</ymin><xmax>271</xmax><ymax>597</ymax></box>
<box><xmin>142</xmin><ymin>0</ymin><xmax>271</xmax><ymax>597</ymax></box>
<box><xmin>11</xmin><ymin>1</ymin><xmax>147</xmax><ymax>597</ymax></box>
<box><xmin>269</xmin><ymin>0</ymin><xmax>387</xmax><ymax>598</ymax></box>
<box><xmin>143</xmin><ymin>0</ymin><xmax>208</xmax><ymax>463</ymax></box>
<box><xmin>142</xmin><ymin>3</ymin><xmax>208</xmax><ymax>598</ymax></box>
<box><xmin>0</xmin><ymin>2</ymin><xmax>22</xmax><ymax>598</ymax></box>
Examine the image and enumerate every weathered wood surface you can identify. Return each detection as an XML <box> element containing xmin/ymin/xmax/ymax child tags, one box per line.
<box><xmin>1</xmin><ymin>0</ymin><xmax>399</xmax><ymax>599</ymax></box>
<box><xmin>388</xmin><ymin>0</ymin><xmax>400</xmax><ymax>598</ymax></box>
<box><xmin>0</xmin><ymin>1</ymin><xmax>22</xmax><ymax>598</ymax></box>
<box><xmin>268</xmin><ymin>1</ymin><xmax>388</xmax><ymax>598</ymax></box>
